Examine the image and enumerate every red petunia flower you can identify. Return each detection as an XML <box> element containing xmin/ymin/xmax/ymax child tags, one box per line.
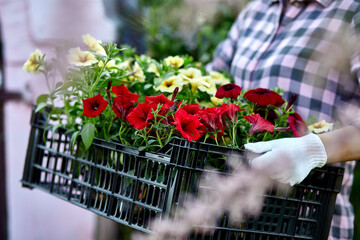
<box><xmin>82</xmin><ymin>93</ymin><xmax>108</xmax><ymax>118</ymax></box>
<box><xmin>198</xmin><ymin>107</ymin><xmax>225</xmax><ymax>134</ymax></box>
<box><xmin>287</xmin><ymin>113</ymin><xmax>308</xmax><ymax>137</ymax></box>
<box><xmin>215</xmin><ymin>83</ymin><xmax>242</xmax><ymax>99</ymax></box>
<box><xmin>145</xmin><ymin>94</ymin><xmax>174</xmax><ymax>116</ymax></box>
<box><xmin>244</xmin><ymin>114</ymin><xmax>274</xmax><ymax>135</ymax></box>
<box><xmin>112</xmin><ymin>97</ymin><xmax>134</xmax><ymax>121</ymax></box>
<box><xmin>173</xmin><ymin>109</ymin><xmax>203</xmax><ymax>142</ymax></box>
<box><xmin>254</xmin><ymin>108</ymin><xmax>278</xmax><ymax>124</ymax></box>
<box><xmin>285</xmin><ymin>93</ymin><xmax>298</xmax><ymax>111</ymax></box>
<box><xmin>127</xmin><ymin>102</ymin><xmax>157</xmax><ymax>129</ymax></box>
<box><xmin>220</xmin><ymin>104</ymin><xmax>244</xmax><ymax>123</ymax></box>
<box><xmin>244</xmin><ymin>88</ymin><xmax>285</xmax><ymax>107</ymax></box>
<box><xmin>180</xmin><ymin>103</ymin><xmax>202</xmax><ymax>115</ymax></box>
<box><xmin>112</xmin><ymin>84</ymin><xmax>139</xmax><ymax>104</ymax></box>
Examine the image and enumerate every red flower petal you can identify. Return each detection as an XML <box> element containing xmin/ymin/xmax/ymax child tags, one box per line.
<box><xmin>173</xmin><ymin>109</ymin><xmax>202</xmax><ymax>142</ymax></box>
<box><xmin>244</xmin><ymin>88</ymin><xmax>285</xmax><ymax>107</ymax></box>
<box><xmin>287</xmin><ymin>113</ymin><xmax>308</xmax><ymax>137</ymax></box>
<box><xmin>127</xmin><ymin>102</ymin><xmax>157</xmax><ymax>129</ymax></box>
<box><xmin>82</xmin><ymin>93</ymin><xmax>108</xmax><ymax>118</ymax></box>
<box><xmin>244</xmin><ymin>114</ymin><xmax>274</xmax><ymax>135</ymax></box>
<box><xmin>198</xmin><ymin>107</ymin><xmax>225</xmax><ymax>134</ymax></box>
<box><xmin>180</xmin><ymin>103</ymin><xmax>202</xmax><ymax>115</ymax></box>
<box><xmin>215</xmin><ymin>83</ymin><xmax>242</xmax><ymax>99</ymax></box>
<box><xmin>145</xmin><ymin>94</ymin><xmax>174</xmax><ymax>117</ymax></box>
<box><xmin>112</xmin><ymin>84</ymin><xmax>139</xmax><ymax>103</ymax></box>
<box><xmin>220</xmin><ymin>103</ymin><xmax>244</xmax><ymax>122</ymax></box>
<box><xmin>112</xmin><ymin>97</ymin><xmax>134</xmax><ymax>121</ymax></box>
<box><xmin>145</xmin><ymin>94</ymin><xmax>173</xmax><ymax>106</ymax></box>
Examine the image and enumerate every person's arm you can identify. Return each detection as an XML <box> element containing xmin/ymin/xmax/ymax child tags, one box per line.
<box><xmin>319</xmin><ymin>125</ymin><xmax>360</xmax><ymax>164</ymax></box>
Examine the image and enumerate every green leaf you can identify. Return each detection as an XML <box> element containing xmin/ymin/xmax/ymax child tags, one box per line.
<box><xmin>54</xmin><ymin>80</ymin><xmax>79</xmax><ymax>93</ymax></box>
<box><xmin>80</xmin><ymin>123</ymin><xmax>96</xmax><ymax>150</ymax></box>
<box><xmin>52</xmin><ymin>124</ymin><xmax>62</xmax><ymax>133</ymax></box>
<box><xmin>70</xmin><ymin>131</ymin><xmax>81</xmax><ymax>153</ymax></box>
<box><xmin>36</xmin><ymin>94</ymin><xmax>49</xmax><ymax>105</ymax></box>
<box><xmin>35</xmin><ymin>102</ymin><xmax>47</xmax><ymax>112</ymax></box>
<box><xmin>55</xmin><ymin>81</ymin><xmax>63</xmax><ymax>89</ymax></box>
<box><xmin>147</xmin><ymin>139</ymin><xmax>157</xmax><ymax>145</ymax></box>
<box><xmin>138</xmin><ymin>146</ymin><xmax>147</xmax><ymax>151</ymax></box>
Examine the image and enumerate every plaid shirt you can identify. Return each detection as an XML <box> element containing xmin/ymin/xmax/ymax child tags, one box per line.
<box><xmin>209</xmin><ymin>0</ymin><xmax>360</xmax><ymax>239</ymax></box>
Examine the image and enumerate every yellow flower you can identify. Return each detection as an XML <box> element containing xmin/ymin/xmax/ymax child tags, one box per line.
<box><xmin>67</xmin><ymin>47</ymin><xmax>98</xmax><ymax>67</ymax></box>
<box><xmin>179</xmin><ymin>68</ymin><xmax>208</xmax><ymax>93</ymax></box>
<box><xmin>209</xmin><ymin>71</ymin><xmax>230</xmax><ymax>85</ymax></box>
<box><xmin>179</xmin><ymin>68</ymin><xmax>202</xmax><ymax>82</ymax></box>
<box><xmin>82</xmin><ymin>34</ymin><xmax>106</xmax><ymax>56</ymax></box>
<box><xmin>23</xmin><ymin>49</ymin><xmax>45</xmax><ymax>75</ymax></box>
<box><xmin>128</xmin><ymin>62</ymin><xmax>145</xmax><ymax>82</ymax></box>
<box><xmin>211</xmin><ymin>96</ymin><xmax>224</xmax><ymax>106</ymax></box>
<box><xmin>155</xmin><ymin>76</ymin><xmax>183</xmax><ymax>93</ymax></box>
<box><xmin>308</xmin><ymin>120</ymin><xmax>333</xmax><ymax>134</ymax></box>
<box><xmin>147</xmin><ymin>63</ymin><xmax>160</xmax><ymax>76</ymax></box>
<box><xmin>164</xmin><ymin>56</ymin><xmax>184</xmax><ymax>68</ymax></box>
<box><xmin>140</xmin><ymin>54</ymin><xmax>152</xmax><ymax>63</ymax></box>
<box><xmin>98</xmin><ymin>59</ymin><xmax>116</xmax><ymax>69</ymax></box>
<box><xmin>198</xmin><ymin>76</ymin><xmax>217</xmax><ymax>95</ymax></box>
<box><xmin>116</xmin><ymin>60</ymin><xmax>131</xmax><ymax>70</ymax></box>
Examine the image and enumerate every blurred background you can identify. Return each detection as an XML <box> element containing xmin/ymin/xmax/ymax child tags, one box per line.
<box><xmin>0</xmin><ymin>0</ymin><xmax>358</xmax><ymax>239</ymax></box>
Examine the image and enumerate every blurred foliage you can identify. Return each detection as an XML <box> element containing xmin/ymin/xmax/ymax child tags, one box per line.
<box><xmin>138</xmin><ymin>0</ymin><xmax>247</xmax><ymax>64</ymax></box>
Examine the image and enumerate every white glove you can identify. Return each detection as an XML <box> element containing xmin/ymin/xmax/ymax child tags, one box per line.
<box><xmin>244</xmin><ymin>133</ymin><xmax>327</xmax><ymax>186</ymax></box>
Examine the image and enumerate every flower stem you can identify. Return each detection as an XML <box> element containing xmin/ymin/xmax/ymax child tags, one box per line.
<box><xmin>232</xmin><ymin>123</ymin><xmax>236</xmax><ymax>147</ymax></box>
<box><xmin>262</xmin><ymin>131</ymin><xmax>269</xmax><ymax>141</ymax></box>
<box><xmin>156</xmin><ymin>130</ymin><xmax>163</xmax><ymax>148</ymax></box>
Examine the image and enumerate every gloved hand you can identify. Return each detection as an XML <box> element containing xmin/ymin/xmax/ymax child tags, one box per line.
<box><xmin>244</xmin><ymin>133</ymin><xmax>327</xmax><ymax>186</ymax></box>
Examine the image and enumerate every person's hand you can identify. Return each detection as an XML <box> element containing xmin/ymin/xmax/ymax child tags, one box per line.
<box><xmin>244</xmin><ymin>133</ymin><xmax>327</xmax><ymax>186</ymax></box>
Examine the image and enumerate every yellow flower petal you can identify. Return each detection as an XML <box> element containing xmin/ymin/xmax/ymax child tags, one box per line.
<box><xmin>210</xmin><ymin>71</ymin><xmax>230</xmax><ymax>85</ymax></box>
<box><xmin>179</xmin><ymin>68</ymin><xmax>202</xmax><ymax>82</ymax></box>
<box><xmin>164</xmin><ymin>56</ymin><xmax>184</xmax><ymax>68</ymax></box>
<box><xmin>116</xmin><ymin>60</ymin><xmax>131</xmax><ymax>70</ymax></box>
<box><xmin>198</xmin><ymin>76</ymin><xmax>217</xmax><ymax>95</ymax></box>
<box><xmin>82</xmin><ymin>34</ymin><xmax>106</xmax><ymax>56</ymax></box>
<box><xmin>308</xmin><ymin>120</ymin><xmax>333</xmax><ymax>134</ymax></box>
<box><xmin>133</xmin><ymin>62</ymin><xmax>145</xmax><ymax>82</ymax></box>
<box><xmin>147</xmin><ymin>63</ymin><xmax>160</xmax><ymax>76</ymax></box>
<box><xmin>67</xmin><ymin>47</ymin><xmax>98</xmax><ymax>67</ymax></box>
<box><xmin>155</xmin><ymin>76</ymin><xmax>183</xmax><ymax>93</ymax></box>
<box><xmin>211</xmin><ymin>96</ymin><xmax>224</xmax><ymax>106</ymax></box>
<box><xmin>23</xmin><ymin>49</ymin><xmax>45</xmax><ymax>75</ymax></box>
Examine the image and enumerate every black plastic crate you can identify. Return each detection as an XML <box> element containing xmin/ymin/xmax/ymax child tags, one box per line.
<box><xmin>22</xmin><ymin>110</ymin><xmax>344</xmax><ymax>239</ymax></box>
<box><xmin>168</xmin><ymin>138</ymin><xmax>344</xmax><ymax>240</ymax></box>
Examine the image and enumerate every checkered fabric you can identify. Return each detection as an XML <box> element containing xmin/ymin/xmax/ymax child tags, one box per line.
<box><xmin>209</xmin><ymin>0</ymin><xmax>360</xmax><ymax>239</ymax></box>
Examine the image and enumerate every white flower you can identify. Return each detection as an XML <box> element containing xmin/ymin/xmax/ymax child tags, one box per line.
<box><xmin>67</xmin><ymin>47</ymin><xmax>98</xmax><ymax>67</ymax></box>
<box><xmin>23</xmin><ymin>49</ymin><xmax>45</xmax><ymax>75</ymax></box>
<box><xmin>308</xmin><ymin>120</ymin><xmax>333</xmax><ymax>134</ymax></box>
<box><xmin>82</xmin><ymin>34</ymin><xmax>106</xmax><ymax>56</ymax></box>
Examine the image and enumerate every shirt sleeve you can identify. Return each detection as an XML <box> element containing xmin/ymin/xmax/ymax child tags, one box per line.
<box><xmin>350</xmin><ymin>11</ymin><xmax>360</xmax><ymax>84</ymax></box>
<box><xmin>206</xmin><ymin>10</ymin><xmax>246</xmax><ymax>73</ymax></box>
